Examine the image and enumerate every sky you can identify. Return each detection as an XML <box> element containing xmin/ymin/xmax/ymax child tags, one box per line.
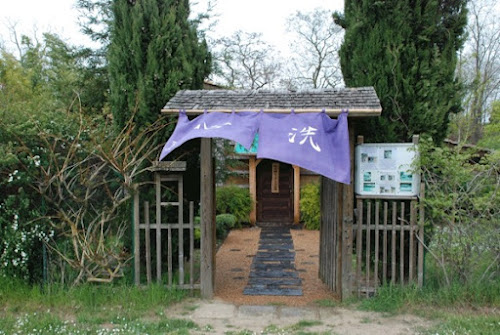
<box><xmin>0</xmin><ymin>0</ymin><xmax>344</xmax><ymax>52</ymax></box>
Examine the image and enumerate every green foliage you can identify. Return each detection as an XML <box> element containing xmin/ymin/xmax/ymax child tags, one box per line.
<box><xmin>416</xmin><ymin>137</ymin><xmax>499</xmax><ymax>286</ymax></box>
<box><xmin>0</xmin><ymin>277</ymin><xmax>193</xmax><ymax>334</ymax></box>
<box><xmin>478</xmin><ymin>100</ymin><xmax>500</xmax><ymax>149</ymax></box>
<box><xmin>300</xmin><ymin>183</ymin><xmax>320</xmax><ymax>230</ymax></box>
<box><xmin>216</xmin><ymin>213</ymin><xmax>237</xmax><ymax>239</ymax></box>
<box><xmin>359</xmin><ymin>280</ymin><xmax>500</xmax><ymax>314</ymax></box>
<box><xmin>216</xmin><ymin>186</ymin><xmax>252</xmax><ymax>224</ymax></box>
<box><xmin>336</xmin><ymin>0</ymin><xmax>468</xmax><ymax>143</ymax></box>
<box><xmin>108</xmin><ymin>0</ymin><xmax>211</xmax><ymax>131</ymax></box>
<box><xmin>422</xmin><ymin>315</ymin><xmax>500</xmax><ymax>335</ymax></box>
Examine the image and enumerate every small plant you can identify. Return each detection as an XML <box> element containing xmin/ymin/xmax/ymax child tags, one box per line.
<box><xmin>216</xmin><ymin>186</ymin><xmax>252</xmax><ymax>224</ymax></box>
<box><xmin>216</xmin><ymin>214</ymin><xmax>237</xmax><ymax>239</ymax></box>
<box><xmin>300</xmin><ymin>183</ymin><xmax>320</xmax><ymax>230</ymax></box>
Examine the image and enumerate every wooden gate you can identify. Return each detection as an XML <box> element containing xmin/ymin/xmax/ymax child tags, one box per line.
<box><xmin>353</xmin><ymin>189</ymin><xmax>424</xmax><ymax>296</ymax></box>
<box><xmin>133</xmin><ymin>162</ymin><xmax>200</xmax><ymax>290</ymax></box>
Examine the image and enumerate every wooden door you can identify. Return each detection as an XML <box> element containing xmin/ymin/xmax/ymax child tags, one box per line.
<box><xmin>257</xmin><ymin>160</ymin><xmax>293</xmax><ymax>224</ymax></box>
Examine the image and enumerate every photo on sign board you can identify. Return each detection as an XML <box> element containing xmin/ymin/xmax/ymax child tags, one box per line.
<box><xmin>363</xmin><ymin>182</ymin><xmax>376</xmax><ymax>192</ymax></box>
<box><xmin>400</xmin><ymin>183</ymin><xmax>412</xmax><ymax>192</ymax></box>
<box><xmin>364</xmin><ymin>171</ymin><xmax>372</xmax><ymax>182</ymax></box>
<box><xmin>400</xmin><ymin>171</ymin><xmax>413</xmax><ymax>182</ymax></box>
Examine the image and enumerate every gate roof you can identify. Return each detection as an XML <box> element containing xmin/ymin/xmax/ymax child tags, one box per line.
<box><xmin>162</xmin><ymin>87</ymin><xmax>381</xmax><ymax>117</ymax></box>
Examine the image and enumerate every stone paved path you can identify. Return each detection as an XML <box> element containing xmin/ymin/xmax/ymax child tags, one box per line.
<box><xmin>243</xmin><ymin>227</ymin><xmax>303</xmax><ymax>296</ymax></box>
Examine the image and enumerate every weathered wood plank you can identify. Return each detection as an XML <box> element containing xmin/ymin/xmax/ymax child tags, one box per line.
<box><xmin>155</xmin><ymin>173</ymin><xmax>162</xmax><ymax>283</ymax></box>
<box><xmin>374</xmin><ymin>201</ymin><xmax>380</xmax><ymax>289</ymax></box>
<box><xmin>178</xmin><ymin>177</ymin><xmax>184</xmax><ymax>286</ymax></box>
<box><xmin>356</xmin><ymin>199</ymin><xmax>363</xmax><ymax>297</ymax></box>
<box><xmin>366</xmin><ymin>201</ymin><xmax>371</xmax><ymax>297</ymax></box>
<box><xmin>418</xmin><ymin>183</ymin><xmax>425</xmax><ymax>287</ymax></box>
<box><xmin>383</xmin><ymin>202</ymin><xmax>388</xmax><ymax>285</ymax></box>
<box><xmin>133</xmin><ymin>184</ymin><xmax>140</xmax><ymax>285</ymax></box>
<box><xmin>409</xmin><ymin>199</ymin><xmax>416</xmax><ymax>282</ymax></box>
<box><xmin>391</xmin><ymin>202</ymin><xmax>397</xmax><ymax>284</ymax></box>
<box><xmin>293</xmin><ymin>165</ymin><xmax>301</xmax><ymax>225</ymax></box>
<box><xmin>400</xmin><ymin>202</ymin><xmax>405</xmax><ymax>285</ymax></box>
<box><xmin>189</xmin><ymin>201</ymin><xmax>194</xmax><ymax>289</ymax></box>
<box><xmin>249</xmin><ymin>156</ymin><xmax>257</xmax><ymax>225</ymax></box>
<box><xmin>168</xmin><ymin>225</ymin><xmax>172</xmax><ymax>286</ymax></box>
<box><xmin>200</xmin><ymin>138</ymin><xmax>216</xmax><ymax>299</ymax></box>
<box><xmin>144</xmin><ymin>201</ymin><xmax>152</xmax><ymax>285</ymax></box>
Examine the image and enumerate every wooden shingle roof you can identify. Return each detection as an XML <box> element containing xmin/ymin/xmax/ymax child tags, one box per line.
<box><xmin>162</xmin><ymin>87</ymin><xmax>382</xmax><ymax>117</ymax></box>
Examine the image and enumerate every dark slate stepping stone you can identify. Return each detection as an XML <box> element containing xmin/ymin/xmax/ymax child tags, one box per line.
<box><xmin>244</xmin><ymin>227</ymin><xmax>303</xmax><ymax>296</ymax></box>
<box><xmin>230</xmin><ymin>248</ymin><xmax>241</xmax><ymax>252</ymax></box>
<box><xmin>301</xmin><ymin>261</ymin><xmax>314</xmax><ymax>265</ymax></box>
<box><xmin>233</xmin><ymin>276</ymin><xmax>245</xmax><ymax>280</ymax></box>
<box><xmin>243</xmin><ymin>287</ymin><xmax>303</xmax><ymax>296</ymax></box>
<box><xmin>249</xmin><ymin>270</ymin><xmax>299</xmax><ymax>278</ymax></box>
<box><xmin>247</xmin><ymin>278</ymin><xmax>302</xmax><ymax>286</ymax></box>
<box><xmin>231</xmin><ymin>268</ymin><xmax>244</xmax><ymax>272</ymax></box>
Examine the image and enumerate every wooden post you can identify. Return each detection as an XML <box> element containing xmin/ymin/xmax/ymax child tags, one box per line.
<box><xmin>155</xmin><ymin>172</ymin><xmax>162</xmax><ymax>283</ymax></box>
<box><xmin>340</xmin><ymin>126</ymin><xmax>356</xmax><ymax>300</ymax></box>
<box><xmin>178</xmin><ymin>177</ymin><xmax>184</xmax><ymax>286</ymax></box>
<box><xmin>400</xmin><ymin>202</ymin><xmax>405</xmax><ymax>285</ymax></box>
<box><xmin>145</xmin><ymin>201</ymin><xmax>152</xmax><ymax>285</ymax></box>
<box><xmin>133</xmin><ymin>184</ymin><xmax>140</xmax><ymax>286</ymax></box>
<box><xmin>249</xmin><ymin>156</ymin><xmax>257</xmax><ymax>225</ymax></box>
<box><xmin>374</xmin><ymin>201</ymin><xmax>380</xmax><ymax>289</ymax></box>
<box><xmin>418</xmin><ymin>183</ymin><xmax>425</xmax><ymax>287</ymax></box>
<box><xmin>200</xmin><ymin>138</ymin><xmax>216</xmax><ymax>299</ymax></box>
<box><xmin>382</xmin><ymin>202</ymin><xmax>388</xmax><ymax>285</ymax></box>
<box><xmin>189</xmin><ymin>201</ymin><xmax>195</xmax><ymax>289</ymax></box>
<box><xmin>293</xmin><ymin>165</ymin><xmax>301</xmax><ymax>225</ymax></box>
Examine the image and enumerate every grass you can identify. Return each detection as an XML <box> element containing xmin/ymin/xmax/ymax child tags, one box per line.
<box><xmin>0</xmin><ymin>277</ymin><xmax>193</xmax><ymax>334</ymax></box>
<box><xmin>422</xmin><ymin>315</ymin><xmax>500</xmax><ymax>335</ymax></box>
<box><xmin>358</xmin><ymin>280</ymin><xmax>500</xmax><ymax>314</ymax></box>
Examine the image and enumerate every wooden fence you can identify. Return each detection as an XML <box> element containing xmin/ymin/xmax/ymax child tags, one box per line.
<box><xmin>353</xmin><ymin>189</ymin><xmax>424</xmax><ymax>296</ymax></box>
<box><xmin>133</xmin><ymin>172</ymin><xmax>200</xmax><ymax>290</ymax></box>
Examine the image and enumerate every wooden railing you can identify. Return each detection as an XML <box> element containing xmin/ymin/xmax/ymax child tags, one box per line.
<box><xmin>353</xmin><ymin>187</ymin><xmax>424</xmax><ymax>297</ymax></box>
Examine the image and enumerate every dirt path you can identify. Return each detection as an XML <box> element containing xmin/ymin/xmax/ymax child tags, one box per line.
<box><xmin>166</xmin><ymin>228</ymin><xmax>432</xmax><ymax>334</ymax></box>
<box><xmin>214</xmin><ymin>227</ymin><xmax>337</xmax><ymax>306</ymax></box>
<box><xmin>165</xmin><ymin>299</ymin><xmax>433</xmax><ymax>335</ymax></box>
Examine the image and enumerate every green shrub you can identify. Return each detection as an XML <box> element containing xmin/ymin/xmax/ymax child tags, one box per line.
<box><xmin>215</xmin><ymin>186</ymin><xmax>252</xmax><ymax>224</ymax></box>
<box><xmin>216</xmin><ymin>213</ymin><xmax>236</xmax><ymax>239</ymax></box>
<box><xmin>300</xmin><ymin>183</ymin><xmax>320</xmax><ymax>230</ymax></box>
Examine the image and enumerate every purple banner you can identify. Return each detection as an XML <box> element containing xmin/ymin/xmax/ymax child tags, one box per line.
<box><xmin>257</xmin><ymin>111</ymin><xmax>350</xmax><ymax>184</ymax></box>
<box><xmin>159</xmin><ymin>111</ymin><xmax>259</xmax><ymax>160</ymax></box>
<box><xmin>160</xmin><ymin>110</ymin><xmax>350</xmax><ymax>184</ymax></box>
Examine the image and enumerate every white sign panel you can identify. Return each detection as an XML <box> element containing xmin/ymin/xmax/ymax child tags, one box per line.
<box><xmin>355</xmin><ymin>143</ymin><xmax>420</xmax><ymax>196</ymax></box>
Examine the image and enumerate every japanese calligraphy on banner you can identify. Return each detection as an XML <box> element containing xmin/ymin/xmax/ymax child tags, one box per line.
<box><xmin>159</xmin><ymin>110</ymin><xmax>350</xmax><ymax>184</ymax></box>
<box><xmin>257</xmin><ymin>111</ymin><xmax>350</xmax><ymax>184</ymax></box>
<box><xmin>159</xmin><ymin>111</ymin><xmax>259</xmax><ymax>160</ymax></box>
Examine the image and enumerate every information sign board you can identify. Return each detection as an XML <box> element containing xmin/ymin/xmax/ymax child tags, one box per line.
<box><xmin>355</xmin><ymin>143</ymin><xmax>420</xmax><ymax>196</ymax></box>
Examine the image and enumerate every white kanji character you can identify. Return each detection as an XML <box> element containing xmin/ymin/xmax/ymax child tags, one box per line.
<box><xmin>299</xmin><ymin>126</ymin><xmax>321</xmax><ymax>152</ymax></box>
<box><xmin>288</xmin><ymin>128</ymin><xmax>298</xmax><ymax>143</ymax></box>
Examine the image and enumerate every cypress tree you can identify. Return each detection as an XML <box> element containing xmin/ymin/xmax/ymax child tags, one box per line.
<box><xmin>335</xmin><ymin>0</ymin><xmax>467</xmax><ymax>143</ymax></box>
<box><xmin>108</xmin><ymin>0</ymin><xmax>211</xmax><ymax>130</ymax></box>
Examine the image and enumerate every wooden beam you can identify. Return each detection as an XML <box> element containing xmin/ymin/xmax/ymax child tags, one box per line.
<box><xmin>340</xmin><ymin>124</ymin><xmax>356</xmax><ymax>300</ymax></box>
<box><xmin>293</xmin><ymin>165</ymin><xmax>301</xmax><ymax>225</ymax></box>
<box><xmin>161</xmin><ymin>108</ymin><xmax>382</xmax><ymax>117</ymax></box>
<box><xmin>200</xmin><ymin>138</ymin><xmax>216</xmax><ymax>299</ymax></box>
<box><xmin>249</xmin><ymin>156</ymin><xmax>257</xmax><ymax>225</ymax></box>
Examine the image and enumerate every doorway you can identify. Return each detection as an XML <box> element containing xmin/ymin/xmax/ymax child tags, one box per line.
<box><xmin>256</xmin><ymin>160</ymin><xmax>294</xmax><ymax>225</ymax></box>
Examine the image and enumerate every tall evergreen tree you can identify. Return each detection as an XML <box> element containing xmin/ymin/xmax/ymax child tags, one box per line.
<box><xmin>335</xmin><ymin>0</ymin><xmax>468</xmax><ymax>143</ymax></box>
<box><xmin>108</xmin><ymin>0</ymin><xmax>211</xmax><ymax>130</ymax></box>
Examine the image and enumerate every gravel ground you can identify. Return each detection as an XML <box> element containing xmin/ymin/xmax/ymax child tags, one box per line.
<box><xmin>214</xmin><ymin>227</ymin><xmax>338</xmax><ymax>306</ymax></box>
